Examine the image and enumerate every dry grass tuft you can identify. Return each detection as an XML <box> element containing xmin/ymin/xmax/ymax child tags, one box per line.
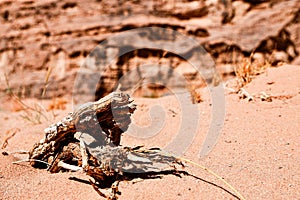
<box><xmin>234</xmin><ymin>55</ymin><xmax>270</xmax><ymax>88</ymax></box>
<box><xmin>4</xmin><ymin>73</ymin><xmax>54</xmax><ymax>124</ymax></box>
<box><xmin>188</xmin><ymin>84</ymin><xmax>202</xmax><ymax>104</ymax></box>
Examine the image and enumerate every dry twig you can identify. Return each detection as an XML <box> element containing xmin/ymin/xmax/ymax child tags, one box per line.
<box><xmin>1</xmin><ymin>128</ymin><xmax>20</xmax><ymax>149</ymax></box>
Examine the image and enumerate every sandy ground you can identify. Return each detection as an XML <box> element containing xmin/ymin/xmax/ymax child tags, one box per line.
<box><xmin>0</xmin><ymin>64</ymin><xmax>299</xmax><ymax>199</ymax></box>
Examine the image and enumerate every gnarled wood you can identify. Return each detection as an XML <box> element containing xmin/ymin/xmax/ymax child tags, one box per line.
<box><xmin>29</xmin><ymin>92</ymin><xmax>183</xmax><ymax>199</ymax></box>
<box><xmin>29</xmin><ymin>92</ymin><xmax>136</xmax><ymax>168</ymax></box>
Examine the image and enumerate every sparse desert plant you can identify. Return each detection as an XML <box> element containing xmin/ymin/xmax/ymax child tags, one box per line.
<box><xmin>234</xmin><ymin>54</ymin><xmax>270</xmax><ymax>88</ymax></box>
<box><xmin>4</xmin><ymin>72</ymin><xmax>53</xmax><ymax>124</ymax></box>
<box><xmin>188</xmin><ymin>84</ymin><xmax>202</xmax><ymax>104</ymax></box>
<box><xmin>19</xmin><ymin>101</ymin><xmax>49</xmax><ymax>125</ymax></box>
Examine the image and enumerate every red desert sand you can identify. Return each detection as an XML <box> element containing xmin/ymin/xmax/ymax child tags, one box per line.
<box><xmin>0</xmin><ymin>64</ymin><xmax>299</xmax><ymax>199</ymax></box>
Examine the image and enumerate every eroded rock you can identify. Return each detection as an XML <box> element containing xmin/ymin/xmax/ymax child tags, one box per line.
<box><xmin>0</xmin><ymin>0</ymin><xmax>299</xmax><ymax>99</ymax></box>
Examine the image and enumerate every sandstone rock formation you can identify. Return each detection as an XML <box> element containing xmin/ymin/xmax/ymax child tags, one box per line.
<box><xmin>0</xmin><ymin>0</ymin><xmax>299</xmax><ymax>99</ymax></box>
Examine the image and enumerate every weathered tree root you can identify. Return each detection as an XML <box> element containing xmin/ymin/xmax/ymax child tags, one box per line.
<box><xmin>29</xmin><ymin>92</ymin><xmax>183</xmax><ymax>199</ymax></box>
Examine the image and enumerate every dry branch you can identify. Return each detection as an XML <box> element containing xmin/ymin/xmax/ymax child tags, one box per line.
<box><xmin>1</xmin><ymin>128</ymin><xmax>20</xmax><ymax>149</ymax></box>
<box><xmin>29</xmin><ymin>92</ymin><xmax>182</xmax><ymax>199</ymax></box>
<box><xmin>29</xmin><ymin>92</ymin><xmax>135</xmax><ymax>167</ymax></box>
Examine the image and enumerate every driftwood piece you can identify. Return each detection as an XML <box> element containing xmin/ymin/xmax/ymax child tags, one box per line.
<box><xmin>29</xmin><ymin>92</ymin><xmax>136</xmax><ymax>168</ymax></box>
<box><xmin>29</xmin><ymin>92</ymin><xmax>182</xmax><ymax>198</ymax></box>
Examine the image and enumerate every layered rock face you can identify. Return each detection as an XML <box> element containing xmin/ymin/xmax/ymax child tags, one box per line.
<box><xmin>0</xmin><ymin>0</ymin><xmax>299</xmax><ymax>99</ymax></box>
